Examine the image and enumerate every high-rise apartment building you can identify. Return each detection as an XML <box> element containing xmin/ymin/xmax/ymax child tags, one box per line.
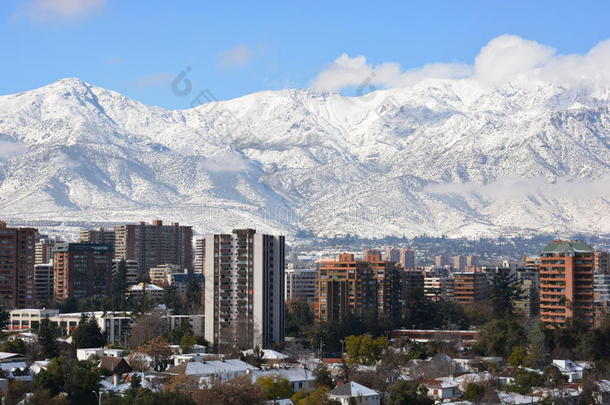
<box><xmin>34</xmin><ymin>237</ymin><xmax>60</xmax><ymax>265</ymax></box>
<box><xmin>194</xmin><ymin>238</ymin><xmax>205</xmax><ymax>275</ymax></box>
<box><xmin>285</xmin><ymin>264</ymin><xmax>316</xmax><ymax>302</ymax></box>
<box><xmin>424</xmin><ymin>275</ymin><xmax>453</xmax><ymax>301</ymax></box>
<box><xmin>434</xmin><ymin>255</ymin><xmax>449</xmax><ymax>267</ymax></box>
<box><xmin>452</xmin><ymin>271</ymin><xmax>488</xmax><ymax>305</ymax></box>
<box><xmin>204</xmin><ymin>229</ymin><xmax>284</xmax><ymax>349</ymax></box>
<box><xmin>466</xmin><ymin>255</ymin><xmax>480</xmax><ymax>268</ymax></box>
<box><xmin>315</xmin><ymin>254</ymin><xmax>389</xmax><ymax>324</ymax></box>
<box><xmin>0</xmin><ymin>221</ymin><xmax>37</xmax><ymax>308</ymax></box>
<box><xmin>79</xmin><ymin>227</ymin><xmax>116</xmax><ymax>246</ymax></box>
<box><xmin>383</xmin><ymin>248</ymin><xmax>415</xmax><ymax>268</ymax></box>
<box><xmin>34</xmin><ymin>264</ymin><xmax>54</xmax><ymax>306</ymax></box>
<box><xmin>114</xmin><ymin>220</ymin><xmax>193</xmax><ymax>278</ymax></box>
<box><xmin>399</xmin><ymin>249</ymin><xmax>416</xmax><ymax>269</ymax></box>
<box><xmin>366</xmin><ymin>253</ymin><xmax>401</xmax><ymax>322</ymax></box>
<box><xmin>53</xmin><ymin>243</ymin><xmax>114</xmax><ymax>301</ymax></box>
<box><xmin>111</xmin><ymin>259</ymin><xmax>139</xmax><ymax>285</ymax></box>
<box><xmin>384</xmin><ymin>248</ymin><xmax>400</xmax><ymax>264</ymax></box>
<box><xmin>594</xmin><ymin>250</ymin><xmax>609</xmax><ymax>274</ymax></box>
<box><xmin>453</xmin><ymin>255</ymin><xmax>466</xmax><ymax>271</ymax></box>
<box><xmin>401</xmin><ymin>270</ymin><xmax>425</xmax><ymax>302</ymax></box>
<box><xmin>539</xmin><ymin>240</ymin><xmax>594</xmax><ymax>328</ymax></box>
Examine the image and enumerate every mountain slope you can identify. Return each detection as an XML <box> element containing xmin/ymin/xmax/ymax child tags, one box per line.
<box><xmin>0</xmin><ymin>78</ymin><xmax>609</xmax><ymax>238</ymax></box>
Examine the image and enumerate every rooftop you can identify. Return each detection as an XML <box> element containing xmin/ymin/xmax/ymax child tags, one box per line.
<box><xmin>329</xmin><ymin>381</ymin><xmax>378</xmax><ymax>397</ymax></box>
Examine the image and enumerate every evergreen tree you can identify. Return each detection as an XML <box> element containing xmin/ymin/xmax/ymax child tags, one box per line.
<box><xmin>38</xmin><ymin>317</ymin><xmax>59</xmax><ymax>359</ymax></box>
<box><xmin>110</xmin><ymin>259</ymin><xmax>129</xmax><ymax>310</ymax></box>
<box><xmin>487</xmin><ymin>271</ymin><xmax>524</xmax><ymax>318</ymax></box>
<box><xmin>72</xmin><ymin>314</ymin><xmax>107</xmax><ymax>349</ymax></box>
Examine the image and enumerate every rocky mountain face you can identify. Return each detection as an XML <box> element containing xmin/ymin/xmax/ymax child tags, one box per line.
<box><xmin>0</xmin><ymin>78</ymin><xmax>609</xmax><ymax>238</ymax></box>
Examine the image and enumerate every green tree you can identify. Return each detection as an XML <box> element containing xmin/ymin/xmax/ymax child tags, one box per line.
<box><xmin>38</xmin><ymin>317</ymin><xmax>59</xmax><ymax>359</ymax></box>
<box><xmin>109</xmin><ymin>259</ymin><xmax>129</xmax><ymax>310</ymax></box>
<box><xmin>487</xmin><ymin>271</ymin><xmax>524</xmax><ymax>319</ymax></box>
<box><xmin>387</xmin><ymin>380</ymin><xmax>433</xmax><ymax>405</ymax></box>
<box><xmin>461</xmin><ymin>382</ymin><xmax>486</xmax><ymax>402</ymax></box>
<box><xmin>345</xmin><ymin>334</ymin><xmax>388</xmax><ymax>365</ymax></box>
<box><xmin>163</xmin><ymin>285</ymin><xmax>185</xmax><ymax>314</ymax></box>
<box><xmin>291</xmin><ymin>387</ymin><xmax>339</xmax><ymax>405</ymax></box>
<box><xmin>185</xmin><ymin>278</ymin><xmax>203</xmax><ymax>314</ymax></box>
<box><xmin>255</xmin><ymin>375</ymin><xmax>294</xmax><ymax>400</ymax></box>
<box><xmin>312</xmin><ymin>364</ymin><xmax>335</xmax><ymax>389</ymax></box>
<box><xmin>508</xmin><ymin>345</ymin><xmax>528</xmax><ymax>367</ymax></box>
<box><xmin>405</xmin><ymin>341</ymin><xmax>434</xmax><ymax>361</ymax></box>
<box><xmin>0</xmin><ymin>304</ymin><xmax>9</xmax><ymax>330</ymax></box>
<box><xmin>285</xmin><ymin>301</ymin><xmax>314</xmax><ymax>338</ymax></box>
<box><xmin>179</xmin><ymin>335</ymin><xmax>197</xmax><ymax>354</ymax></box>
<box><xmin>1</xmin><ymin>338</ymin><xmax>27</xmax><ymax>354</ymax></box>
<box><xmin>34</xmin><ymin>356</ymin><xmax>102</xmax><ymax>405</ymax></box>
<box><xmin>503</xmin><ymin>369</ymin><xmax>545</xmax><ymax>395</ymax></box>
<box><xmin>474</xmin><ymin>318</ymin><xmax>526</xmax><ymax>358</ymax></box>
<box><xmin>72</xmin><ymin>314</ymin><xmax>107</xmax><ymax>349</ymax></box>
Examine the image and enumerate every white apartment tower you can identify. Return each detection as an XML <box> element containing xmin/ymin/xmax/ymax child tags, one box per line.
<box><xmin>204</xmin><ymin>229</ymin><xmax>284</xmax><ymax>349</ymax></box>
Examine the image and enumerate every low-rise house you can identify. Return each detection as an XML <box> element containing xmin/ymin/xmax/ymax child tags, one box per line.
<box><xmin>99</xmin><ymin>357</ymin><xmax>133</xmax><ymax>386</ymax></box>
<box><xmin>0</xmin><ymin>352</ymin><xmax>26</xmax><ymax>364</ymax></box>
<box><xmin>423</xmin><ymin>377</ymin><xmax>461</xmax><ymax>402</ymax></box>
<box><xmin>251</xmin><ymin>367</ymin><xmax>316</xmax><ymax>393</ymax></box>
<box><xmin>166</xmin><ymin>359</ymin><xmax>258</xmax><ymax>383</ymax></box>
<box><xmin>126</xmin><ymin>283</ymin><xmax>165</xmax><ymax>302</ymax></box>
<box><xmin>407</xmin><ymin>353</ymin><xmax>469</xmax><ymax>379</ymax></box>
<box><xmin>497</xmin><ymin>391</ymin><xmax>542</xmax><ymax>404</ymax></box>
<box><xmin>77</xmin><ymin>348</ymin><xmax>130</xmax><ymax>361</ymax></box>
<box><xmin>552</xmin><ymin>360</ymin><xmax>591</xmax><ymax>382</ymax></box>
<box><xmin>243</xmin><ymin>349</ymin><xmax>290</xmax><ymax>363</ymax></box>
<box><xmin>328</xmin><ymin>381</ymin><xmax>380</xmax><ymax>405</ymax></box>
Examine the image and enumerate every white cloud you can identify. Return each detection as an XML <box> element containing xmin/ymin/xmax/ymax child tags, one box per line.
<box><xmin>20</xmin><ymin>0</ymin><xmax>106</xmax><ymax>22</ymax></box>
<box><xmin>425</xmin><ymin>175</ymin><xmax>610</xmax><ymax>201</ymax></box>
<box><xmin>312</xmin><ymin>35</ymin><xmax>610</xmax><ymax>92</ymax></box>
<box><xmin>136</xmin><ymin>73</ymin><xmax>174</xmax><ymax>88</ymax></box>
<box><xmin>473</xmin><ymin>35</ymin><xmax>555</xmax><ymax>86</ymax></box>
<box><xmin>0</xmin><ymin>142</ymin><xmax>29</xmax><ymax>159</ymax></box>
<box><xmin>218</xmin><ymin>44</ymin><xmax>253</xmax><ymax>68</ymax></box>
<box><xmin>311</xmin><ymin>53</ymin><xmax>470</xmax><ymax>92</ymax></box>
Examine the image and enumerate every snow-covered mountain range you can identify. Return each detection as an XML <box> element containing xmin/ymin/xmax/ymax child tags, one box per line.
<box><xmin>0</xmin><ymin>78</ymin><xmax>609</xmax><ymax>238</ymax></box>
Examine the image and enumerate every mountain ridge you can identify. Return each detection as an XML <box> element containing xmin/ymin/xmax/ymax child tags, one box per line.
<box><xmin>0</xmin><ymin>77</ymin><xmax>609</xmax><ymax>239</ymax></box>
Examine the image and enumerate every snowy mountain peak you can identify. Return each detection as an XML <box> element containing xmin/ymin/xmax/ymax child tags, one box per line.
<box><xmin>1</xmin><ymin>78</ymin><xmax>609</xmax><ymax>239</ymax></box>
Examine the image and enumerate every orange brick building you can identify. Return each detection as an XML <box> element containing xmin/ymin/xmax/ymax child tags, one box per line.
<box><xmin>539</xmin><ymin>240</ymin><xmax>594</xmax><ymax>328</ymax></box>
<box><xmin>315</xmin><ymin>253</ymin><xmax>399</xmax><ymax>323</ymax></box>
<box><xmin>452</xmin><ymin>271</ymin><xmax>487</xmax><ymax>305</ymax></box>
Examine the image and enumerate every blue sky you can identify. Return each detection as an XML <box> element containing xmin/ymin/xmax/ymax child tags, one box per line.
<box><xmin>1</xmin><ymin>0</ymin><xmax>610</xmax><ymax>109</ymax></box>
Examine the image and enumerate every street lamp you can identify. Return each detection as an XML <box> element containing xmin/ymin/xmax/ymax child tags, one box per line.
<box><xmin>92</xmin><ymin>390</ymin><xmax>102</xmax><ymax>405</ymax></box>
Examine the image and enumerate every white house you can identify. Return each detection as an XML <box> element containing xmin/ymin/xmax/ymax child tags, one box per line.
<box><xmin>423</xmin><ymin>377</ymin><xmax>461</xmax><ymax>402</ymax></box>
<box><xmin>166</xmin><ymin>359</ymin><xmax>258</xmax><ymax>383</ymax></box>
<box><xmin>328</xmin><ymin>381</ymin><xmax>380</xmax><ymax>405</ymax></box>
<box><xmin>251</xmin><ymin>367</ymin><xmax>316</xmax><ymax>393</ymax></box>
<box><xmin>552</xmin><ymin>360</ymin><xmax>591</xmax><ymax>382</ymax></box>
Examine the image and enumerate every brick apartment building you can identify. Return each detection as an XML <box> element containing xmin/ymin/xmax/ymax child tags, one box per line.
<box><xmin>539</xmin><ymin>240</ymin><xmax>594</xmax><ymax>328</ymax></box>
<box><xmin>0</xmin><ymin>221</ymin><xmax>37</xmax><ymax>308</ymax></box>
<box><xmin>315</xmin><ymin>253</ymin><xmax>400</xmax><ymax>324</ymax></box>
<box><xmin>452</xmin><ymin>271</ymin><xmax>488</xmax><ymax>305</ymax></box>
<box><xmin>53</xmin><ymin>243</ymin><xmax>114</xmax><ymax>301</ymax></box>
<box><xmin>114</xmin><ymin>220</ymin><xmax>193</xmax><ymax>278</ymax></box>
